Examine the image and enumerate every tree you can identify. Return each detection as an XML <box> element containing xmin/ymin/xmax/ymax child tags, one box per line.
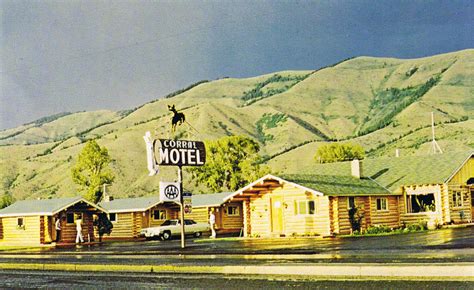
<box><xmin>314</xmin><ymin>142</ymin><xmax>365</xmax><ymax>163</ymax></box>
<box><xmin>188</xmin><ymin>136</ymin><xmax>270</xmax><ymax>192</ymax></box>
<box><xmin>71</xmin><ymin>140</ymin><xmax>115</xmax><ymax>203</ymax></box>
<box><xmin>0</xmin><ymin>192</ymin><xmax>13</xmax><ymax>209</ymax></box>
<box><xmin>94</xmin><ymin>213</ymin><xmax>113</xmax><ymax>242</ymax></box>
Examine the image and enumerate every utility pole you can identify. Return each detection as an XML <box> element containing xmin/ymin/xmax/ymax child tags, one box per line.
<box><xmin>429</xmin><ymin>112</ymin><xmax>443</xmax><ymax>154</ymax></box>
<box><xmin>178</xmin><ymin>166</ymin><xmax>185</xmax><ymax>249</ymax></box>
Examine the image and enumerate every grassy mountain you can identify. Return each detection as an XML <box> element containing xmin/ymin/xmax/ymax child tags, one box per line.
<box><xmin>1</xmin><ymin>49</ymin><xmax>473</xmax><ymax>201</ymax></box>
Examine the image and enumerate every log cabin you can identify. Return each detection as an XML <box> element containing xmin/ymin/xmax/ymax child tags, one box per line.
<box><xmin>0</xmin><ymin>197</ymin><xmax>106</xmax><ymax>245</ymax></box>
<box><xmin>362</xmin><ymin>150</ymin><xmax>474</xmax><ymax>228</ymax></box>
<box><xmin>227</xmin><ymin>171</ymin><xmax>395</xmax><ymax>237</ymax></box>
<box><xmin>98</xmin><ymin>196</ymin><xmax>179</xmax><ymax>240</ymax></box>
<box><xmin>185</xmin><ymin>192</ymin><xmax>243</xmax><ymax>235</ymax></box>
<box><xmin>303</xmin><ymin>150</ymin><xmax>474</xmax><ymax>229</ymax></box>
<box><xmin>229</xmin><ymin>151</ymin><xmax>473</xmax><ymax>237</ymax></box>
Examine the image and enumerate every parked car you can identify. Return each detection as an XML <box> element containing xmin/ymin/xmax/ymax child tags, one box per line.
<box><xmin>140</xmin><ymin>219</ymin><xmax>210</xmax><ymax>240</ymax></box>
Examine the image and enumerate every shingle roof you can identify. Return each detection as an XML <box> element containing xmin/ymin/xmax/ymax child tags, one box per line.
<box><xmin>99</xmin><ymin>196</ymin><xmax>163</xmax><ymax>213</ymax></box>
<box><xmin>192</xmin><ymin>192</ymin><xmax>234</xmax><ymax>207</ymax></box>
<box><xmin>0</xmin><ymin>197</ymin><xmax>103</xmax><ymax>217</ymax></box>
<box><xmin>98</xmin><ymin>192</ymin><xmax>233</xmax><ymax>212</ymax></box>
<box><xmin>282</xmin><ymin>174</ymin><xmax>391</xmax><ymax>196</ymax></box>
<box><xmin>297</xmin><ymin>151</ymin><xmax>473</xmax><ymax>192</ymax></box>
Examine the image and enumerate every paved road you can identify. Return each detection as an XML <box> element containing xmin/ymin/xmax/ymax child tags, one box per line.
<box><xmin>1</xmin><ymin>227</ymin><xmax>472</xmax><ymax>265</ymax></box>
<box><xmin>0</xmin><ymin>270</ymin><xmax>472</xmax><ymax>289</ymax></box>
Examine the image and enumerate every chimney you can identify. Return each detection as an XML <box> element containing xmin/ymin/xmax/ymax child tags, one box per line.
<box><xmin>395</xmin><ymin>149</ymin><xmax>400</xmax><ymax>157</ymax></box>
<box><xmin>102</xmin><ymin>195</ymin><xmax>114</xmax><ymax>202</ymax></box>
<box><xmin>351</xmin><ymin>159</ymin><xmax>362</xmax><ymax>179</ymax></box>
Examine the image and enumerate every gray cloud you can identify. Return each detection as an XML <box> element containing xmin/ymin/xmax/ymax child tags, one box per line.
<box><xmin>1</xmin><ymin>0</ymin><xmax>473</xmax><ymax>129</ymax></box>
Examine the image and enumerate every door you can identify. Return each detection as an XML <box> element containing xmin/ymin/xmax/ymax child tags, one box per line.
<box><xmin>471</xmin><ymin>189</ymin><xmax>474</xmax><ymax>221</ymax></box>
<box><xmin>271</xmin><ymin>196</ymin><xmax>284</xmax><ymax>234</ymax></box>
<box><xmin>142</xmin><ymin>211</ymin><xmax>150</xmax><ymax>229</ymax></box>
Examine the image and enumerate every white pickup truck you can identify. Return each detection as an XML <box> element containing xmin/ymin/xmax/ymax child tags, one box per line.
<box><xmin>140</xmin><ymin>219</ymin><xmax>210</xmax><ymax>240</ymax></box>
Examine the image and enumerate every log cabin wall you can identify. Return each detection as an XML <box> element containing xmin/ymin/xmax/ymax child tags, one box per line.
<box><xmin>441</xmin><ymin>184</ymin><xmax>451</xmax><ymax>223</ymax></box>
<box><xmin>448</xmin><ymin>185</ymin><xmax>471</xmax><ymax>223</ymax></box>
<box><xmin>220</xmin><ymin>202</ymin><xmax>244</xmax><ymax>232</ymax></box>
<box><xmin>369</xmin><ymin>196</ymin><xmax>400</xmax><ymax>229</ymax></box>
<box><xmin>336</xmin><ymin>196</ymin><xmax>369</xmax><ymax>235</ymax></box>
<box><xmin>61</xmin><ymin>212</ymin><xmax>96</xmax><ymax>243</ymax></box>
<box><xmin>107</xmin><ymin>213</ymin><xmax>134</xmax><ymax>238</ymax></box>
<box><xmin>149</xmin><ymin>205</ymin><xmax>179</xmax><ymax>227</ymax></box>
<box><xmin>185</xmin><ymin>207</ymin><xmax>208</xmax><ymax>224</ymax></box>
<box><xmin>329</xmin><ymin>197</ymin><xmax>339</xmax><ymax>234</ymax></box>
<box><xmin>248</xmin><ymin>183</ymin><xmax>331</xmax><ymax>237</ymax></box>
<box><xmin>399</xmin><ymin>185</ymin><xmax>443</xmax><ymax>229</ymax></box>
<box><xmin>249</xmin><ymin>190</ymin><xmax>271</xmax><ymax>237</ymax></box>
<box><xmin>243</xmin><ymin>199</ymin><xmax>251</xmax><ymax>237</ymax></box>
<box><xmin>448</xmin><ymin>157</ymin><xmax>473</xmax><ymax>223</ymax></box>
<box><xmin>1</xmin><ymin>216</ymin><xmax>41</xmax><ymax>245</ymax></box>
<box><xmin>132</xmin><ymin>212</ymin><xmax>142</xmax><ymax>238</ymax></box>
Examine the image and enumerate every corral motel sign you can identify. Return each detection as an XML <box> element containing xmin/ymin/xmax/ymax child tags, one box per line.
<box><xmin>157</xmin><ymin>139</ymin><xmax>206</xmax><ymax>167</ymax></box>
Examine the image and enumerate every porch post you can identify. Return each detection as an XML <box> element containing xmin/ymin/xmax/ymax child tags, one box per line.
<box><xmin>243</xmin><ymin>199</ymin><xmax>250</xmax><ymax>237</ymax></box>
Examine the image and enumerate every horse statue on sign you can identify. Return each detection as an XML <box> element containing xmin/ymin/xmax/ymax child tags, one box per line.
<box><xmin>168</xmin><ymin>105</ymin><xmax>185</xmax><ymax>132</ymax></box>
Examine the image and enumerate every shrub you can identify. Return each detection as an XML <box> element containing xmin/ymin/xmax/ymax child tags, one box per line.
<box><xmin>349</xmin><ymin>206</ymin><xmax>364</xmax><ymax>233</ymax></box>
<box><xmin>365</xmin><ymin>225</ymin><xmax>392</xmax><ymax>235</ymax></box>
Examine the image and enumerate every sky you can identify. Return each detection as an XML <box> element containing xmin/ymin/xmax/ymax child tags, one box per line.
<box><xmin>1</xmin><ymin>1</ymin><xmax>473</xmax><ymax>130</ymax></box>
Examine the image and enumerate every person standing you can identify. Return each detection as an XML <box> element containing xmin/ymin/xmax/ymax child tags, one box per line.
<box><xmin>209</xmin><ymin>210</ymin><xmax>216</xmax><ymax>238</ymax></box>
<box><xmin>55</xmin><ymin>215</ymin><xmax>61</xmax><ymax>243</ymax></box>
<box><xmin>75</xmin><ymin>217</ymin><xmax>84</xmax><ymax>243</ymax></box>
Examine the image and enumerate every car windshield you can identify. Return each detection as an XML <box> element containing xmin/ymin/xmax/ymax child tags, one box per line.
<box><xmin>160</xmin><ymin>220</ymin><xmax>177</xmax><ymax>226</ymax></box>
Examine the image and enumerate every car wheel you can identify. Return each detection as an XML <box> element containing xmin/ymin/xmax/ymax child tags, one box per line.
<box><xmin>194</xmin><ymin>232</ymin><xmax>202</xmax><ymax>238</ymax></box>
<box><xmin>161</xmin><ymin>231</ymin><xmax>171</xmax><ymax>240</ymax></box>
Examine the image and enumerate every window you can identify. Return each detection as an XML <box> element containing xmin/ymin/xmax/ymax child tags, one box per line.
<box><xmin>109</xmin><ymin>213</ymin><xmax>117</xmax><ymax>222</ymax></box>
<box><xmin>452</xmin><ymin>191</ymin><xmax>463</xmax><ymax>207</ymax></box>
<box><xmin>66</xmin><ymin>213</ymin><xmax>82</xmax><ymax>224</ymax></box>
<box><xmin>295</xmin><ymin>200</ymin><xmax>316</xmax><ymax>215</ymax></box>
<box><xmin>407</xmin><ymin>194</ymin><xmax>436</xmax><ymax>213</ymax></box>
<box><xmin>226</xmin><ymin>206</ymin><xmax>240</xmax><ymax>216</ymax></box>
<box><xmin>153</xmin><ymin>210</ymin><xmax>166</xmax><ymax>220</ymax></box>
<box><xmin>376</xmin><ymin>198</ymin><xmax>388</xmax><ymax>211</ymax></box>
<box><xmin>16</xmin><ymin>217</ymin><xmax>25</xmax><ymax>230</ymax></box>
<box><xmin>66</xmin><ymin>213</ymin><xmax>74</xmax><ymax>224</ymax></box>
<box><xmin>347</xmin><ymin>197</ymin><xmax>356</xmax><ymax>209</ymax></box>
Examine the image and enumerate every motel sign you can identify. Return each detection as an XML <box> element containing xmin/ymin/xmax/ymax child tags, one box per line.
<box><xmin>157</xmin><ymin>139</ymin><xmax>206</xmax><ymax>167</ymax></box>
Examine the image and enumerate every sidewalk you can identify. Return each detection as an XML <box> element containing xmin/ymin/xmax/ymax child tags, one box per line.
<box><xmin>0</xmin><ymin>261</ymin><xmax>472</xmax><ymax>280</ymax></box>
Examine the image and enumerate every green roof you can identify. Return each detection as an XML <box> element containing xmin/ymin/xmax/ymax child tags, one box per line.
<box><xmin>282</xmin><ymin>174</ymin><xmax>391</xmax><ymax>196</ymax></box>
<box><xmin>99</xmin><ymin>196</ymin><xmax>162</xmax><ymax>213</ymax></box>
<box><xmin>297</xmin><ymin>151</ymin><xmax>473</xmax><ymax>192</ymax></box>
<box><xmin>0</xmin><ymin>197</ymin><xmax>98</xmax><ymax>217</ymax></box>
<box><xmin>192</xmin><ymin>192</ymin><xmax>234</xmax><ymax>207</ymax></box>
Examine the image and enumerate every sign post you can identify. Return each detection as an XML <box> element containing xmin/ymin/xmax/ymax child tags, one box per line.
<box><xmin>183</xmin><ymin>192</ymin><xmax>192</xmax><ymax>214</ymax></box>
<box><xmin>177</xmin><ymin>166</ymin><xmax>185</xmax><ymax>249</ymax></box>
<box><xmin>145</xmin><ymin>134</ymin><xmax>205</xmax><ymax>249</ymax></box>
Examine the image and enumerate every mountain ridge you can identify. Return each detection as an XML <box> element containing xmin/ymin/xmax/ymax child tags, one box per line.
<box><xmin>1</xmin><ymin>49</ymin><xmax>473</xmax><ymax>201</ymax></box>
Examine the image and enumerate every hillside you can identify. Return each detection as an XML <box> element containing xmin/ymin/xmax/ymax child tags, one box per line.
<box><xmin>1</xmin><ymin>49</ymin><xmax>473</xmax><ymax>201</ymax></box>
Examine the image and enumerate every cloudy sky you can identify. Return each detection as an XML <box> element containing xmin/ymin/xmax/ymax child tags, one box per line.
<box><xmin>1</xmin><ymin>1</ymin><xmax>472</xmax><ymax>130</ymax></box>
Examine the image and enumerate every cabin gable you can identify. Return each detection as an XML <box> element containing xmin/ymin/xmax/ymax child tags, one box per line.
<box><xmin>248</xmin><ymin>182</ymin><xmax>331</xmax><ymax>237</ymax></box>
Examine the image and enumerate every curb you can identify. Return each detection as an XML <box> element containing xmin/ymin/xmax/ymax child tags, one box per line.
<box><xmin>0</xmin><ymin>263</ymin><xmax>473</xmax><ymax>280</ymax></box>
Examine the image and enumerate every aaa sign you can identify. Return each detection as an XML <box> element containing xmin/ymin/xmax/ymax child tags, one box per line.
<box><xmin>157</xmin><ymin>139</ymin><xmax>206</xmax><ymax>167</ymax></box>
